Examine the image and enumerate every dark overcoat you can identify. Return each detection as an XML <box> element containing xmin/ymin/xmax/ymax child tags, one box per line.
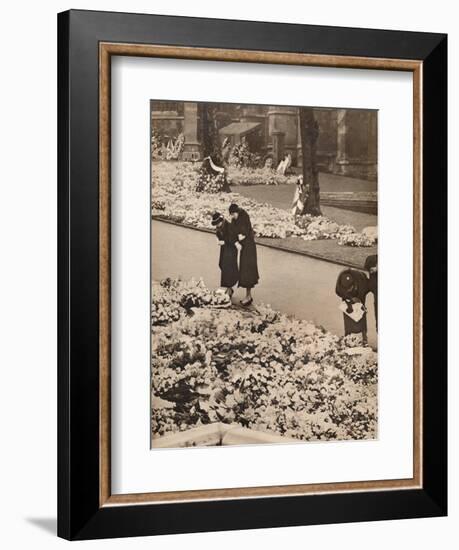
<box><xmin>231</xmin><ymin>208</ymin><xmax>259</xmax><ymax>288</ymax></box>
<box><xmin>335</xmin><ymin>269</ymin><xmax>369</xmax><ymax>335</ymax></box>
<box><xmin>364</xmin><ymin>254</ymin><xmax>378</xmax><ymax>330</ymax></box>
<box><xmin>216</xmin><ymin>220</ymin><xmax>239</xmax><ymax>288</ymax></box>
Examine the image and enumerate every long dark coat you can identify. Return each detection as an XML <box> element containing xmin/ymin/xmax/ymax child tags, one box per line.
<box><xmin>216</xmin><ymin>220</ymin><xmax>239</xmax><ymax>288</ymax></box>
<box><xmin>231</xmin><ymin>208</ymin><xmax>259</xmax><ymax>288</ymax></box>
<box><xmin>364</xmin><ymin>254</ymin><xmax>378</xmax><ymax>331</ymax></box>
<box><xmin>335</xmin><ymin>269</ymin><xmax>369</xmax><ymax>335</ymax></box>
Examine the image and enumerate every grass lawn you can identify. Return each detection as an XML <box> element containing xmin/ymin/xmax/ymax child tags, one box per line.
<box><xmin>256</xmin><ymin>234</ymin><xmax>377</xmax><ymax>269</ymax></box>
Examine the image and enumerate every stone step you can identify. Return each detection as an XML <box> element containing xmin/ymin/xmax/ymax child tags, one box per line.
<box><xmin>152</xmin><ymin>422</ymin><xmax>298</xmax><ymax>448</ymax></box>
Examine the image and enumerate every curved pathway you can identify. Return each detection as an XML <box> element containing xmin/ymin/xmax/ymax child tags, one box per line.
<box><xmin>152</xmin><ymin>220</ymin><xmax>377</xmax><ymax>348</ymax></box>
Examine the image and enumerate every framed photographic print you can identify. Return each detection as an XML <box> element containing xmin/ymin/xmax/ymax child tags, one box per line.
<box><xmin>57</xmin><ymin>9</ymin><xmax>447</xmax><ymax>540</ymax></box>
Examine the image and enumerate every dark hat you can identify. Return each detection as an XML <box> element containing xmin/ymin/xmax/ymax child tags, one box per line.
<box><xmin>211</xmin><ymin>212</ymin><xmax>224</xmax><ymax>226</ymax></box>
<box><xmin>364</xmin><ymin>254</ymin><xmax>378</xmax><ymax>271</ymax></box>
<box><xmin>229</xmin><ymin>203</ymin><xmax>239</xmax><ymax>214</ymax></box>
<box><xmin>340</xmin><ymin>272</ymin><xmax>354</xmax><ymax>290</ymax></box>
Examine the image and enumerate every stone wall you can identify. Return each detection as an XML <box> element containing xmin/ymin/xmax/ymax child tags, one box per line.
<box><xmin>151</xmin><ymin>111</ymin><xmax>184</xmax><ymax>139</ymax></box>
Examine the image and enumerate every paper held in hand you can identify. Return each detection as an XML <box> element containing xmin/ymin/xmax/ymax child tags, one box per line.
<box><xmin>339</xmin><ymin>300</ymin><xmax>366</xmax><ymax>322</ymax></box>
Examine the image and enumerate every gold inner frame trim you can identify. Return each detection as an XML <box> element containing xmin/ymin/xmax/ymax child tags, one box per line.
<box><xmin>99</xmin><ymin>42</ymin><xmax>423</xmax><ymax>507</ymax></box>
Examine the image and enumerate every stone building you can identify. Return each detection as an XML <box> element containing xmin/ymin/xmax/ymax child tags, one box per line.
<box><xmin>151</xmin><ymin>100</ymin><xmax>377</xmax><ymax>181</ymax></box>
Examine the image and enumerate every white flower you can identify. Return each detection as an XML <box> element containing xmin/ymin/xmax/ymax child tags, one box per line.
<box><xmin>151</xmin><ymin>278</ymin><xmax>378</xmax><ymax>442</ymax></box>
<box><xmin>151</xmin><ymin>161</ymin><xmax>376</xmax><ymax>246</ymax></box>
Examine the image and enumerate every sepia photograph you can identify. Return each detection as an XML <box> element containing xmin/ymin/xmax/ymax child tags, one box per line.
<box><xmin>150</xmin><ymin>100</ymin><xmax>378</xmax><ymax>448</ymax></box>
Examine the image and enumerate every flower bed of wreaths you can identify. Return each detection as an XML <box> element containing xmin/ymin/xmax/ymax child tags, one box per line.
<box><xmin>151</xmin><ymin>161</ymin><xmax>377</xmax><ymax>246</ymax></box>
<box><xmin>151</xmin><ymin>278</ymin><xmax>378</xmax><ymax>443</ymax></box>
<box><xmin>227</xmin><ymin>165</ymin><xmax>298</xmax><ymax>186</ymax></box>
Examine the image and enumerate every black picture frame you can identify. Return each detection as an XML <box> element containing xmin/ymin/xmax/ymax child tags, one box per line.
<box><xmin>58</xmin><ymin>9</ymin><xmax>447</xmax><ymax>540</ymax></box>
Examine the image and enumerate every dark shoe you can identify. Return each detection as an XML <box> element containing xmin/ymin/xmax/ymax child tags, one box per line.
<box><xmin>240</xmin><ymin>298</ymin><xmax>253</xmax><ymax>307</ymax></box>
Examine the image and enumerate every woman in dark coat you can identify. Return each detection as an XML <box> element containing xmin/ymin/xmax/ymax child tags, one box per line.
<box><xmin>364</xmin><ymin>254</ymin><xmax>378</xmax><ymax>332</ymax></box>
<box><xmin>335</xmin><ymin>269</ymin><xmax>369</xmax><ymax>345</ymax></box>
<box><xmin>211</xmin><ymin>212</ymin><xmax>239</xmax><ymax>295</ymax></box>
<box><xmin>229</xmin><ymin>203</ymin><xmax>259</xmax><ymax>306</ymax></box>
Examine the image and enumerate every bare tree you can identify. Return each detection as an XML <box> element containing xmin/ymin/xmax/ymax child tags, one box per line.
<box><xmin>299</xmin><ymin>107</ymin><xmax>321</xmax><ymax>216</ymax></box>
